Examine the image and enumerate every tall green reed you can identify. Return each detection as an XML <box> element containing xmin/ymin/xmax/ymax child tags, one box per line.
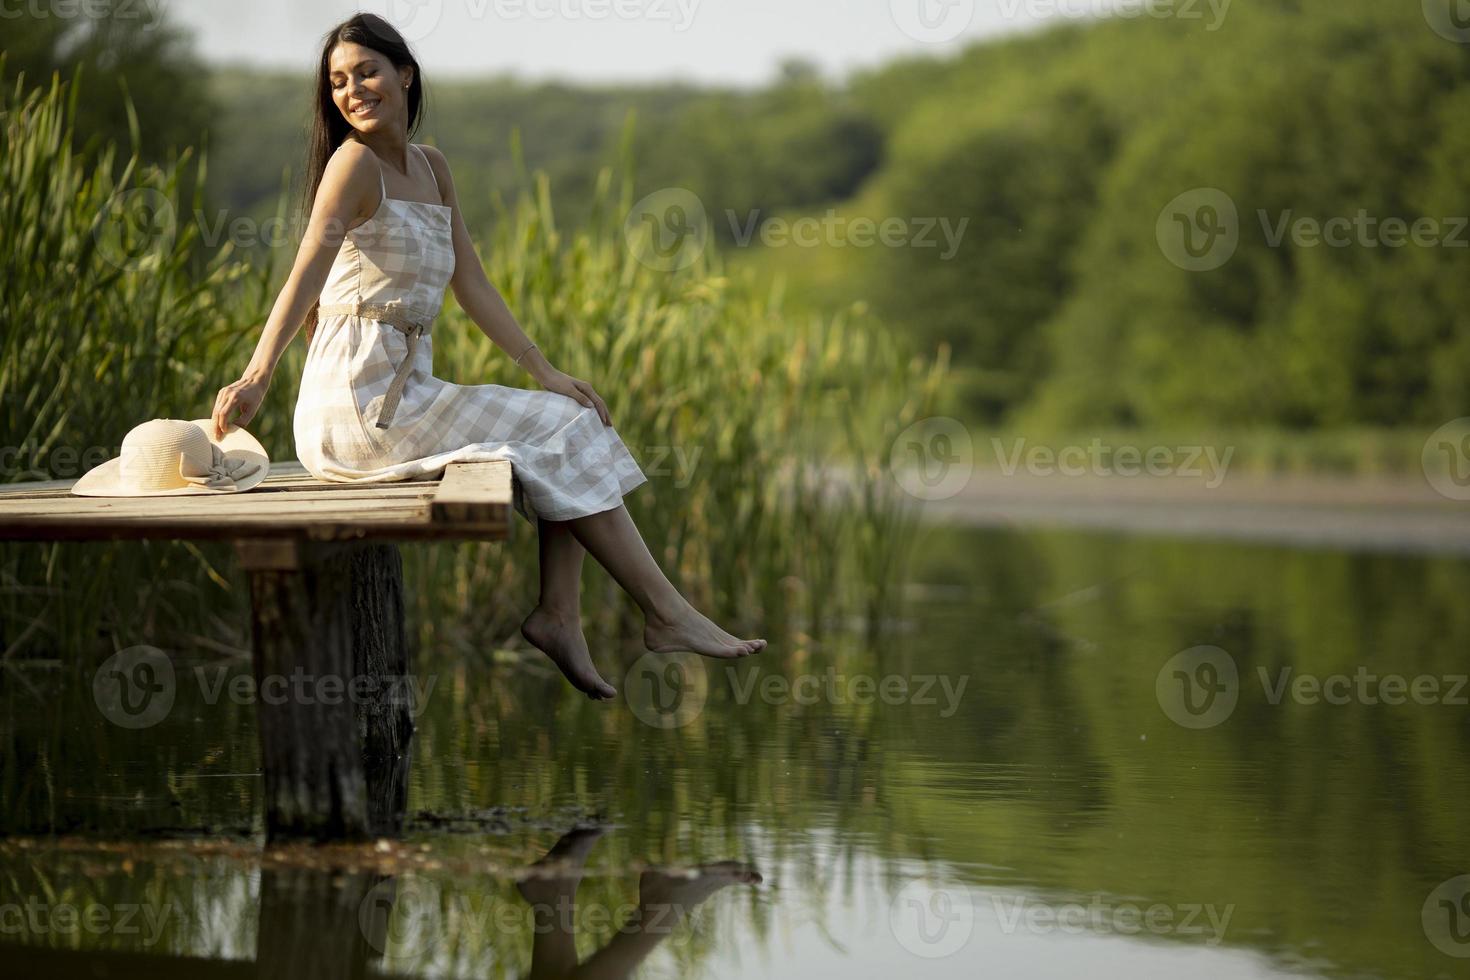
<box><xmin>0</xmin><ymin>63</ymin><xmax>278</xmax><ymax>658</ymax></box>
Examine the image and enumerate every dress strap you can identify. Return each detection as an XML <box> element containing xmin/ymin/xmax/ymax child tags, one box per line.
<box><xmin>415</xmin><ymin>143</ymin><xmax>445</xmax><ymax>206</ymax></box>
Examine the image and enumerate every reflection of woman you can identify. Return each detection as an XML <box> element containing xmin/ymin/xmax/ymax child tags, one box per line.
<box><xmin>517</xmin><ymin>829</ymin><xmax>761</xmax><ymax>980</ymax></box>
<box><xmin>211</xmin><ymin>15</ymin><xmax>764</xmax><ymax>698</ymax></box>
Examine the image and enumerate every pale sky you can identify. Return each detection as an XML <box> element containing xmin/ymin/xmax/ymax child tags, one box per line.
<box><xmin>158</xmin><ymin>0</ymin><xmax>1126</xmax><ymax>87</ymax></box>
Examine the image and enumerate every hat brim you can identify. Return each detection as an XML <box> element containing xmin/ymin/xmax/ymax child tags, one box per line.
<box><xmin>71</xmin><ymin>419</ymin><xmax>270</xmax><ymax>497</ymax></box>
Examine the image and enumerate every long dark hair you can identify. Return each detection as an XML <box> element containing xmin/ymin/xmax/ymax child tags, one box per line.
<box><xmin>299</xmin><ymin>14</ymin><xmax>428</xmax><ymax>343</ymax></box>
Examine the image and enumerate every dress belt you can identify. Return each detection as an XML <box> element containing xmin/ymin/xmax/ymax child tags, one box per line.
<box><xmin>316</xmin><ymin>300</ymin><xmax>433</xmax><ymax>429</ymax></box>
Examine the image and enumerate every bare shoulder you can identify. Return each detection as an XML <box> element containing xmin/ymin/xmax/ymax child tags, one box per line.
<box><xmin>321</xmin><ymin>139</ymin><xmax>381</xmax><ymax>199</ymax></box>
<box><xmin>329</xmin><ymin>137</ymin><xmax>378</xmax><ymax>174</ymax></box>
<box><xmin>305</xmin><ymin>140</ymin><xmax>381</xmax><ymax>231</ymax></box>
<box><xmin>415</xmin><ymin>142</ymin><xmax>457</xmax><ymax>203</ymax></box>
<box><xmin>323</xmin><ymin>138</ymin><xmax>381</xmax><ymax>189</ymax></box>
<box><xmin>415</xmin><ymin>141</ymin><xmax>449</xmax><ymax>171</ymax></box>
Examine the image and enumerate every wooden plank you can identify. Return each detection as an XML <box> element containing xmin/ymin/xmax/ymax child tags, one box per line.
<box><xmin>0</xmin><ymin>518</ymin><xmax>506</xmax><ymax>542</ymax></box>
<box><xmin>0</xmin><ymin>475</ymin><xmax>433</xmax><ymax>500</ymax></box>
<box><xmin>235</xmin><ymin>538</ymin><xmax>302</xmax><ymax>571</ymax></box>
<box><xmin>430</xmin><ymin>460</ymin><xmax>514</xmax><ymax>524</ymax></box>
<box><xmin>0</xmin><ymin>460</ymin><xmax>512</xmax><ymax>542</ymax></box>
<box><xmin>0</xmin><ymin>488</ymin><xmax>434</xmax><ymax>515</ymax></box>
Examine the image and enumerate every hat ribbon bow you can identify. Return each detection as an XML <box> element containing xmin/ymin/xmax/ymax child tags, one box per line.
<box><xmin>181</xmin><ymin>443</ymin><xmax>260</xmax><ymax>489</ymax></box>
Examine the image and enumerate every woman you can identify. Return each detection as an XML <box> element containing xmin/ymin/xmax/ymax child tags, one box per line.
<box><xmin>212</xmin><ymin>13</ymin><xmax>765</xmax><ymax>701</ymax></box>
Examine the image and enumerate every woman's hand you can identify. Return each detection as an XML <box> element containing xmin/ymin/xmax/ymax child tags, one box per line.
<box><xmin>212</xmin><ymin>373</ymin><xmax>270</xmax><ymax>439</ymax></box>
<box><xmin>534</xmin><ymin>365</ymin><xmax>611</xmax><ymax>426</ymax></box>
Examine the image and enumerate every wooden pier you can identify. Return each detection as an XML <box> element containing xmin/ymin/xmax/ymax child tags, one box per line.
<box><xmin>0</xmin><ymin>460</ymin><xmax>515</xmax><ymax>840</ymax></box>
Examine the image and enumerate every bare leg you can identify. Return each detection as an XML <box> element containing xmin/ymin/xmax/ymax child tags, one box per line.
<box><xmin>564</xmin><ymin>504</ymin><xmax>766</xmax><ymax>658</ymax></box>
<box><xmin>521</xmin><ymin>517</ymin><xmax>618</xmax><ymax>699</ymax></box>
<box><xmin>517</xmin><ymin>828</ymin><xmax>607</xmax><ymax>979</ymax></box>
<box><xmin>570</xmin><ymin>863</ymin><xmax>762</xmax><ymax>980</ymax></box>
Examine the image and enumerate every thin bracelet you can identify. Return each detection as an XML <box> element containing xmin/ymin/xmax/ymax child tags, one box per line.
<box><xmin>513</xmin><ymin>341</ymin><xmax>537</xmax><ymax>367</ymax></box>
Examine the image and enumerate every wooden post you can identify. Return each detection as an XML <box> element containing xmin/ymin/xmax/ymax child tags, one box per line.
<box><xmin>236</xmin><ymin>538</ymin><xmax>414</xmax><ymax>840</ymax></box>
<box><xmin>255</xmin><ymin>866</ymin><xmax>390</xmax><ymax>979</ymax></box>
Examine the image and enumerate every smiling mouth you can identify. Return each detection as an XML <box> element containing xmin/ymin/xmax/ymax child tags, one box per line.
<box><xmin>351</xmin><ymin>100</ymin><xmax>380</xmax><ymax>116</ymax></box>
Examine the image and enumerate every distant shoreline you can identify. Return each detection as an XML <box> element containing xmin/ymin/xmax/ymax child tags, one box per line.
<box><xmin>897</xmin><ymin>468</ymin><xmax>1470</xmax><ymax>557</ymax></box>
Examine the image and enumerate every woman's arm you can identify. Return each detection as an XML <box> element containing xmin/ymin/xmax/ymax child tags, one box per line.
<box><xmin>422</xmin><ymin>144</ymin><xmax>611</xmax><ymax>427</ymax></box>
<box><xmin>211</xmin><ymin>142</ymin><xmax>380</xmax><ymax>438</ymax></box>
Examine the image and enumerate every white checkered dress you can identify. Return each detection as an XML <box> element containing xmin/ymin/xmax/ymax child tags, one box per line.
<box><xmin>294</xmin><ymin>143</ymin><xmax>648</xmax><ymax>524</ymax></box>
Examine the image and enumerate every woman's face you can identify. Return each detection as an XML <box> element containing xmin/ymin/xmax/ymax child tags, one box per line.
<box><xmin>328</xmin><ymin>42</ymin><xmax>410</xmax><ymax>134</ymax></box>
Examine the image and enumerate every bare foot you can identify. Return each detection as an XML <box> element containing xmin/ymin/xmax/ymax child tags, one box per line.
<box><xmin>643</xmin><ymin>600</ymin><xmax>767</xmax><ymax>659</ymax></box>
<box><xmin>521</xmin><ymin>606</ymin><xmax>618</xmax><ymax>700</ymax></box>
<box><xmin>638</xmin><ymin>861</ymin><xmax>763</xmax><ymax>915</ymax></box>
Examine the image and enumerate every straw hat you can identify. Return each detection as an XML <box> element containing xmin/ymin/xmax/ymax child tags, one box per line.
<box><xmin>71</xmin><ymin>418</ymin><xmax>269</xmax><ymax>496</ymax></box>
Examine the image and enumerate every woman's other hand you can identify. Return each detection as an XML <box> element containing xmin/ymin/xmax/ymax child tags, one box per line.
<box><xmin>536</xmin><ymin>367</ymin><xmax>611</xmax><ymax>427</ymax></box>
<box><xmin>213</xmin><ymin>373</ymin><xmax>270</xmax><ymax>438</ymax></box>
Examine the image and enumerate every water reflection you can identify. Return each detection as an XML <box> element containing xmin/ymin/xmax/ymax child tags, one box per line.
<box><xmin>3</xmin><ymin>524</ymin><xmax>1469</xmax><ymax>978</ymax></box>
<box><xmin>511</xmin><ymin>829</ymin><xmax>760</xmax><ymax>979</ymax></box>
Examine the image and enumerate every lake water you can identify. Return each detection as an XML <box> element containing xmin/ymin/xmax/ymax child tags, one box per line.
<box><xmin>3</xmin><ymin>523</ymin><xmax>1468</xmax><ymax>978</ymax></box>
